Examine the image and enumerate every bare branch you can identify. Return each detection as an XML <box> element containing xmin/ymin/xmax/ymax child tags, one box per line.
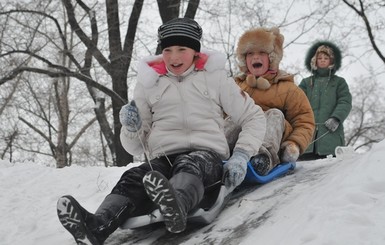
<box><xmin>0</xmin><ymin>66</ymin><xmax>126</xmax><ymax>105</ymax></box>
<box><xmin>0</xmin><ymin>9</ymin><xmax>82</xmax><ymax>69</ymax></box>
<box><xmin>18</xmin><ymin>116</ymin><xmax>56</xmax><ymax>152</ymax></box>
<box><xmin>342</xmin><ymin>0</ymin><xmax>385</xmax><ymax>64</ymax></box>
<box><xmin>61</xmin><ymin>0</ymin><xmax>112</xmax><ymax>74</ymax></box>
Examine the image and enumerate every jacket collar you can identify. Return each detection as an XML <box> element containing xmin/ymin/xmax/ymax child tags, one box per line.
<box><xmin>314</xmin><ymin>67</ymin><xmax>333</xmax><ymax>77</ymax></box>
<box><xmin>166</xmin><ymin>63</ymin><xmax>195</xmax><ymax>77</ymax></box>
<box><xmin>137</xmin><ymin>48</ymin><xmax>227</xmax><ymax>88</ymax></box>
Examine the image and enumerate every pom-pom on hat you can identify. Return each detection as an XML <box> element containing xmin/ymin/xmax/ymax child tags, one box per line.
<box><xmin>236</xmin><ymin>27</ymin><xmax>284</xmax><ymax>73</ymax></box>
<box><xmin>158</xmin><ymin>17</ymin><xmax>202</xmax><ymax>52</ymax></box>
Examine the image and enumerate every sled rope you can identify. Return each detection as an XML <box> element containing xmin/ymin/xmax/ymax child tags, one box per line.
<box><xmin>134</xmin><ymin>118</ymin><xmax>173</xmax><ymax>170</ymax></box>
<box><xmin>134</xmin><ymin>121</ymin><xmax>154</xmax><ymax>170</ymax></box>
<box><xmin>308</xmin><ymin>122</ymin><xmax>332</xmax><ymax>145</ymax></box>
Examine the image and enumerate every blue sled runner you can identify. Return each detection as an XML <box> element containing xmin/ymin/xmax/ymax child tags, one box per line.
<box><xmin>120</xmin><ymin>162</ymin><xmax>296</xmax><ymax>229</ymax></box>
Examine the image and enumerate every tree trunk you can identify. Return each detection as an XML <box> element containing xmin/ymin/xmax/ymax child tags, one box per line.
<box><xmin>111</xmin><ymin>71</ymin><xmax>133</xmax><ymax>166</ymax></box>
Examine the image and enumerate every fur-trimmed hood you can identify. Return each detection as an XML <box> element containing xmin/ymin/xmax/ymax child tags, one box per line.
<box><xmin>305</xmin><ymin>40</ymin><xmax>342</xmax><ymax>73</ymax></box>
<box><xmin>236</xmin><ymin>27</ymin><xmax>284</xmax><ymax>74</ymax></box>
<box><xmin>137</xmin><ymin>48</ymin><xmax>227</xmax><ymax>88</ymax></box>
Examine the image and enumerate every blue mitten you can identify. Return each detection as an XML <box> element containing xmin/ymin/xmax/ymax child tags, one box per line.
<box><xmin>119</xmin><ymin>100</ymin><xmax>142</xmax><ymax>132</ymax></box>
<box><xmin>223</xmin><ymin>151</ymin><xmax>249</xmax><ymax>189</ymax></box>
<box><xmin>324</xmin><ymin>117</ymin><xmax>339</xmax><ymax>132</ymax></box>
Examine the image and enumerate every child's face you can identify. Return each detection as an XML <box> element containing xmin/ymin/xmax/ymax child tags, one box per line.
<box><xmin>246</xmin><ymin>51</ymin><xmax>270</xmax><ymax>76</ymax></box>
<box><xmin>316</xmin><ymin>52</ymin><xmax>331</xmax><ymax>69</ymax></box>
<box><xmin>162</xmin><ymin>46</ymin><xmax>196</xmax><ymax>75</ymax></box>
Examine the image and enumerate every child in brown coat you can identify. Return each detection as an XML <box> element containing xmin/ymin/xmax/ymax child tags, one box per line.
<box><xmin>227</xmin><ymin>27</ymin><xmax>315</xmax><ymax>175</ymax></box>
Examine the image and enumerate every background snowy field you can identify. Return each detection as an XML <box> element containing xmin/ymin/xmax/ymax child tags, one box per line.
<box><xmin>1</xmin><ymin>140</ymin><xmax>385</xmax><ymax>245</ymax></box>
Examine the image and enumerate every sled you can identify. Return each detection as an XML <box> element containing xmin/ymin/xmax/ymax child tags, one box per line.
<box><xmin>244</xmin><ymin>161</ymin><xmax>296</xmax><ymax>184</ymax></box>
<box><xmin>120</xmin><ymin>161</ymin><xmax>296</xmax><ymax>230</ymax></box>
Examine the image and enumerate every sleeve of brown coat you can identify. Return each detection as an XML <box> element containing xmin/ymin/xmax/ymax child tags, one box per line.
<box><xmin>282</xmin><ymin>84</ymin><xmax>315</xmax><ymax>154</ymax></box>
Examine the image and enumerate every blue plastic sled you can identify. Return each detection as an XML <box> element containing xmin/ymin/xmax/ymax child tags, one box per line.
<box><xmin>120</xmin><ymin>162</ymin><xmax>296</xmax><ymax>230</ymax></box>
<box><xmin>244</xmin><ymin>161</ymin><xmax>296</xmax><ymax>184</ymax></box>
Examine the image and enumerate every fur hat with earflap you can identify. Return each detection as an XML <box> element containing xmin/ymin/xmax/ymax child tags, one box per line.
<box><xmin>236</xmin><ymin>27</ymin><xmax>284</xmax><ymax>89</ymax></box>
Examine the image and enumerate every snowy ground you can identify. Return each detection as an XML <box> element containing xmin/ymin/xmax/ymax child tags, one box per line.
<box><xmin>1</xmin><ymin>140</ymin><xmax>385</xmax><ymax>245</ymax></box>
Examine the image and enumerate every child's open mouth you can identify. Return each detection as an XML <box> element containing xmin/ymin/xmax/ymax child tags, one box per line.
<box><xmin>172</xmin><ymin>63</ymin><xmax>183</xmax><ymax>68</ymax></box>
<box><xmin>252</xmin><ymin>62</ymin><xmax>262</xmax><ymax>68</ymax></box>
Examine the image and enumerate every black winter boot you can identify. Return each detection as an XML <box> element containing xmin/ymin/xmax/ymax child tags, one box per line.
<box><xmin>251</xmin><ymin>153</ymin><xmax>272</xmax><ymax>176</ymax></box>
<box><xmin>57</xmin><ymin>194</ymin><xmax>134</xmax><ymax>245</ymax></box>
<box><xmin>142</xmin><ymin>171</ymin><xmax>204</xmax><ymax>233</ymax></box>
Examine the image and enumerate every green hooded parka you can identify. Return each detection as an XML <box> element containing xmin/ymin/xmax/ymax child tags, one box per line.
<box><xmin>299</xmin><ymin>41</ymin><xmax>352</xmax><ymax>157</ymax></box>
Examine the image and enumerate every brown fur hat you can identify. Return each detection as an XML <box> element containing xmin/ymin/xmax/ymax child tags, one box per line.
<box><xmin>310</xmin><ymin>45</ymin><xmax>335</xmax><ymax>70</ymax></box>
<box><xmin>236</xmin><ymin>27</ymin><xmax>284</xmax><ymax>73</ymax></box>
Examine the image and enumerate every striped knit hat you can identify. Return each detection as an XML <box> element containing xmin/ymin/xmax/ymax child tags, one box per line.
<box><xmin>158</xmin><ymin>18</ymin><xmax>202</xmax><ymax>52</ymax></box>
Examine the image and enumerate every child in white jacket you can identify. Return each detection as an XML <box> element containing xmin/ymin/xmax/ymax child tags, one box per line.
<box><xmin>57</xmin><ymin>17</ymin><xmax>265</xmax><ymax>245</ymax></box>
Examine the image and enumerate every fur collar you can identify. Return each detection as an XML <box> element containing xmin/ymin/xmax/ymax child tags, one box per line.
<box><xmin>137</xmin><ymin>48</ymin><xmax>227</xmax><ymax>88</ymax></box>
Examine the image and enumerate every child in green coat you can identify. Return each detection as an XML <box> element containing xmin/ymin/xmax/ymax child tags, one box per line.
<box><xmin>299</xmin><ymin>41</ymin><xmax>352</xmax><ymax>159</ymax></box>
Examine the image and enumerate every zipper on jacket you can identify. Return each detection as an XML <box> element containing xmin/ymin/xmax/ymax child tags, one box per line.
<box><xmin>171</xmin><ymin>75</ymin><xmax>192</xmax><ymax>149</ymax></box>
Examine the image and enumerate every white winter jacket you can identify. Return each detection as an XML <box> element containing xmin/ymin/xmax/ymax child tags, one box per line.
<box><xmin>121</xmin><ymin>49</ymin><xmax>266</xmax><ymax>160</ymax></box>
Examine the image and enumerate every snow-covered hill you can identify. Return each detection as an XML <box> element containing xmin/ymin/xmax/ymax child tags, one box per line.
<box><xmin>1</xmin><ymin>140</ymin><xmax>385</xmax><ymax>245</ymax></box>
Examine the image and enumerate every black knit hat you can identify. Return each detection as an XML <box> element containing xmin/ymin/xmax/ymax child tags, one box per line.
<box><xmin>158</xmin><ymin>18</ymin><xmax>202</xmax><ymax>52</ymax></box>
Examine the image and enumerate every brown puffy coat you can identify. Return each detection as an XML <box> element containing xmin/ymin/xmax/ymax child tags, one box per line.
<box><xmin>235</xmin><ymin>70</ymin><xmax>315</xmax><ymax>154</ymax></box>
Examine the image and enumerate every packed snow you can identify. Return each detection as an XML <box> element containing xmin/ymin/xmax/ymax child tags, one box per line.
<box><xmin>1</xmin><ymin>140</ymin><xmax>385</xmax><ymax>245</ymax></box>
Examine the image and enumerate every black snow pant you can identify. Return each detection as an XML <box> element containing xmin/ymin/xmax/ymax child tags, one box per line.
<box><xmin>110</xmin><ymin>150</ymin><xmax>223</xmax><ymax>216</ymax></box>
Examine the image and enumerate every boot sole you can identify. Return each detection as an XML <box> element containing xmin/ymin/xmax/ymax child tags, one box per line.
<box><xmin>142</xmin><ymin>171</ymin><xmax>186</xmax><ymax>233</ymax></box>
<box><xmin>251</xmin><ymin>154</ymin><xmax>271</xmax><ymax>175</ymax></box>
<box><xmin>57</xmin><ymin>196</ymin><xmax>100</xmax><ymax>245</ymax></box>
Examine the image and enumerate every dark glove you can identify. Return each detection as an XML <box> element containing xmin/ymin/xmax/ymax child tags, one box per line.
<box><xmin>324</xmin><ymin>117</ymin><xmax>340</xmax><ymax>132</ymax></box>
<box><xmin>223</xmin><ymin>151</ymin><xmax>249</xmax><ymax>189</ymax></box>
<box><xmin>119</xmin><ymin>100</ymin><xmax>142</xmax><ymax>132</ymax></box>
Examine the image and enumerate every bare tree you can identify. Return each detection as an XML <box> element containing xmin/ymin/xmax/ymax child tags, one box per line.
<box><xmin>0</xmin><ymin>79</ymin><xmax>19</xmax><ymax>161</ymax></box>
<box><xmin>345</xmin><ymin>75</ymin><xmax>385</xmax><ymax>151</ymax></box>
<box><xmin>342</xmin><ymin>0</ymin><xmax>385</xmax><ymax>64</ymax></box>
<box><xmin>1</xmin><ymin>1</ymin><xmax>127</xmax><ymax>167</ymax></box>
<box><xmin>0</xmin><ymin>0</ymin><xmax>201</xmax><ymax>167</ymax></box>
